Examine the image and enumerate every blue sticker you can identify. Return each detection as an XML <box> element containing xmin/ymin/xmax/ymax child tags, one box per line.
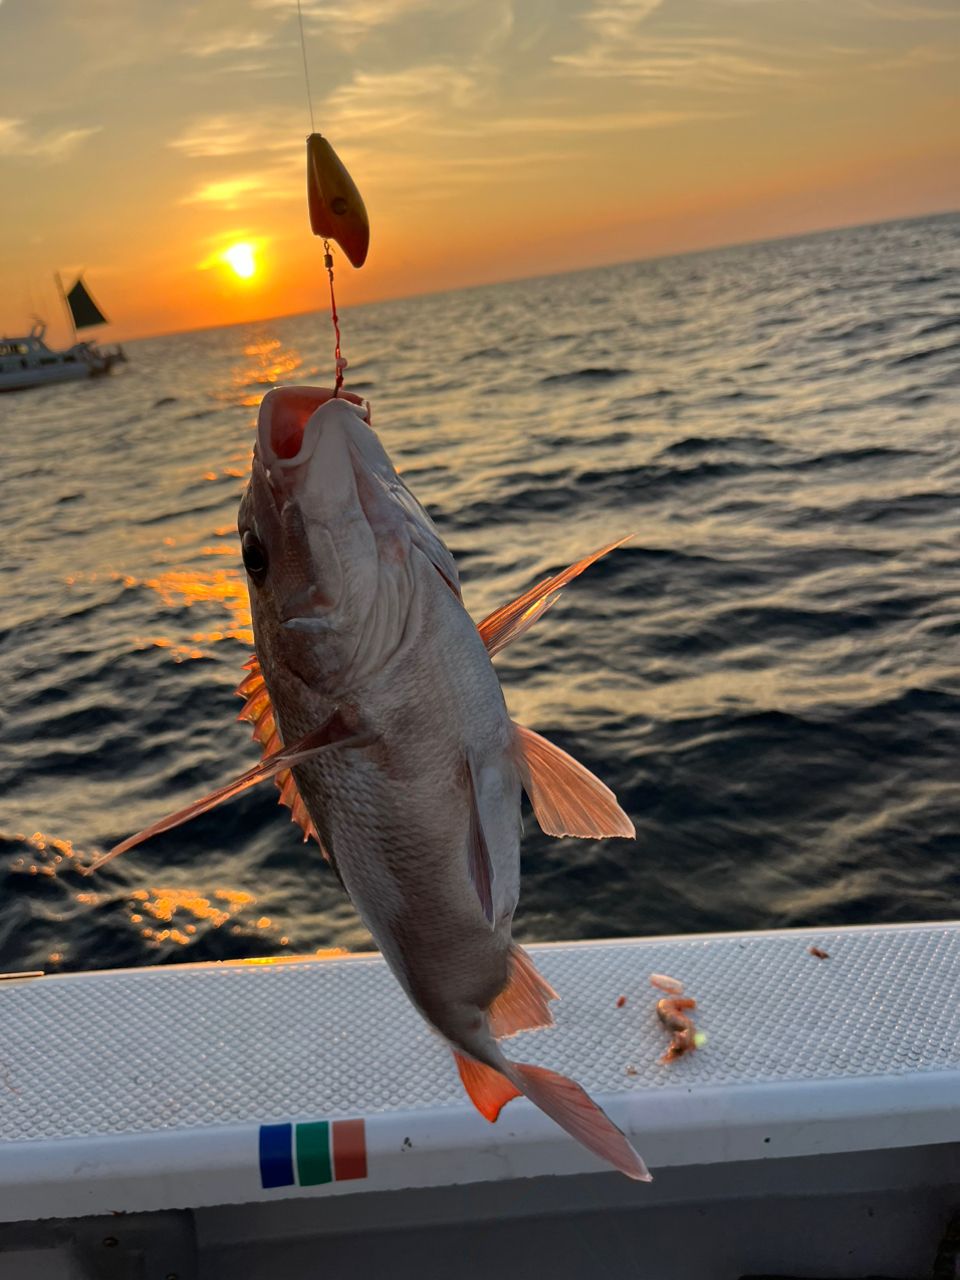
<box><xmin>259</xmin><ymin>1123</ymin><xmax>294</xmax><ymax>1188</ymax></box>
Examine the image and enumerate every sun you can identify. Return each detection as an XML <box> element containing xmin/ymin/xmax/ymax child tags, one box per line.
<box><xmin>223</xmin><ymin>242</ymin><xmax>256</xmax><ymax>279</ymax></box>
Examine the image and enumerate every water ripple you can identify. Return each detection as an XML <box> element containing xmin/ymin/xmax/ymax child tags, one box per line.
<box><xmin>1</xmin><ymin>211</ymin><xmax>958</xmax><ymax>973</ymax></box>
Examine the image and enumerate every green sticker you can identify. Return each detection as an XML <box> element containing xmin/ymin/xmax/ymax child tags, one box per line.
<box><xmin>295</xmin><ymin>1120</ymin><xmax>332</xmax><ymax>1186</ymax></box>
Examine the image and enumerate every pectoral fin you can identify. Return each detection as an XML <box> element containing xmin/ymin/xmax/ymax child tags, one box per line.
<box><xmin>86</xmin><ymin>712</ymin><xmax>374</xmax><ymax>874</ymax></box>
<box><xmin>477</xmin><ymin>536</ymin><xmax>631</xmax><ymax>658</ymax></box>
<box><xmin>511</xmin><ymin>723</ymin><xmax>634</xmax><ymax>840</ymax></box>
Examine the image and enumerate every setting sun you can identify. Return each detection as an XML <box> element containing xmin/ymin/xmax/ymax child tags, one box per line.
<box><xmin>223</xmin><ymin>243</ymin><xmax>256</xmax><ymax>280</ymax></box>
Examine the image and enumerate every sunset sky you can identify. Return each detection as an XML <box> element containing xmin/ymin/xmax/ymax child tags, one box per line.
<box><xmin>0</xmin><ymin>0</ymin><xmax>957</xmax><ymax>342</ymax></box>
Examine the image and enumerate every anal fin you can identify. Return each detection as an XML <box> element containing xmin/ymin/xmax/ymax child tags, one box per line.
<box><xmin>453</xmin><ymin>1051</ymin><xmax>522</xmax><ymax>1122</ymax></box>
<box><xmin>512</xmin><ymin>723</ymin><xmax>634</xmax><ymax>839</ymax></box>
<box><xmin>488</xmin><ymin>944</ymin><xmax>558</xmax><ymax>1040</ymax></box>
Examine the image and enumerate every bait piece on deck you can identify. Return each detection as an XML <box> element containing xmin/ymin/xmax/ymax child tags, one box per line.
<box><xmin>649</xmin><ymin>973</ymin><xmax>685</xmax><ymax>996</ymax></box>
<box><xmin>650</xmin><ymin>973</ymin><xmax>705</xmax><ymax>1061</ymax></box>
<box><xmin>656</xmin><ymin>996</ymin><xmax>698</xmax><ymax>1061</ymax></box>
<box><xmin>306</xmin><ymin>133</ymin><xmax>369</xmax><ymax>268</ymax></box>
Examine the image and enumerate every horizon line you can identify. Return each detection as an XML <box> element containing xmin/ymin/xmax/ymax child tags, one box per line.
<box><xmin>120</xmin><ymin>205</ymin><xmax>960</xmax><ymax>346</ymax></box>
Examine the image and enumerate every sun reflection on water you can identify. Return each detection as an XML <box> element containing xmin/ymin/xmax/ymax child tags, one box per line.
<box><xmin>217</xmin><ymin>337</ymin><xmax>303</xmax><ymax>408</ymax></box>
<box><xmin>4</xmin><ymin>834</ymin><xmax>289</xmax><ymax>959</ymax></box>
<box><xmin>128</xmin><ymin>885</ymin><xmax>259</xmax><ymax>945</ymax></box>
<box><xmin>8</xmin><ymin>831</ymin><xmax>77</xmax><ymax>879</ymax></box>
<box><xmin>136</xmin><ymin>567</ymin><xmax>253</xmax><ymax>653</ymax></box>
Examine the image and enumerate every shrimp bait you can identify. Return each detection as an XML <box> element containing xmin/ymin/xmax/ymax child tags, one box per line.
<box><xmin>650</xmin><ymin>973</ymin><xmax>704</xmax><ymax>1062</ymax></box>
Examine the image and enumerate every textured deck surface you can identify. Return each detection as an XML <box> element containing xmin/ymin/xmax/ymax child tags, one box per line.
<box><xmin>2</xmin><ymin>922</ymin><xmax>958</xmax><ymax>1143</ymax></box>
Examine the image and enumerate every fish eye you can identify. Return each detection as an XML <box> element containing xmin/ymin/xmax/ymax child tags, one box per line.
<box><xmin>241</xmin><ymin>530</ymin><xmax>268</xmax><ymax>584</ymax></box>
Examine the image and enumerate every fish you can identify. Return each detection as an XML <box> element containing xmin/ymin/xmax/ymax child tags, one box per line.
<box><xmin>94</xmin><ymin>384</ymin><xmax>649</xmax><ymax>1181</ymax></box>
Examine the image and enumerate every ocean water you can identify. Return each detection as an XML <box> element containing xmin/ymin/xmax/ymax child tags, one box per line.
<box><xmin>1</xmin><ymin>212</ymin><xmax>958</xmax><ymax>975</ymax></box>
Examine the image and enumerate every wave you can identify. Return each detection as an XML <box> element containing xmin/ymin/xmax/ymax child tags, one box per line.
<box><xmin>539</xmin><ymin>367</ymin><xmax>631</xmax><ymax>385</ymax></box>
<box><xmin>890</xmin><ymin>339</ymin><xmax>960</xmax><ymax>368</ymax></box>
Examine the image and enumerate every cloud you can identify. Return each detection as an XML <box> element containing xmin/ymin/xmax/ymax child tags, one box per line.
<box><xmin>169</xmin><ymin>113</ymin><xmax>302</xmax><ymax>159</ymax></box>
<box><xmin>168</xmin><ymin>52</ymin><xmax>730</xmax><ymax>216</ymax></box>
<box><xmin>555</xmin><ymin>1</ymin><xmax>798</xmax><ymax>89</ymax></box>
<box><xmin>254</xmin><ymin>0</ymin><xmax>459</xmax><ymax>45</ymax></box>
<box><xmin>435</xmin><ymin>108</ymin><xmax>739</xmax><ymax>138</ymax></box>
<box><xmin>557</xmin><ymin>37</ymin><xmax>800</xmax><ymax>88</ymax></box>
<box><xmin>868</xmin><ymin>43</ymin><xmax>956</xmax><ymax>69</ymax></box>
<box><xmin>169</xmin><ymin>68</ymin><xmax>478</xmax><ymax>164</ymax></box>
<box><xmin>186</xmin><ymin>30</ymin><xmax>275</xmax><ymax>58</ymax></box>
<box><xmin>181</xmin><ymin>175</ymin><xmax>281</xmax><ymax>208</ymax></box>
<box><xmin>0</xmin><ymin>118</ymin><xmax>101</xmax><ymax>160</ymax></box>
<box><xmin>855</xmin><ymin>1</ymin><xmax>956</xmax><ymax>18</ymax></box>
<box><xmin>573</xmin><ymin>0</ymin><xmax>665</xmax><ymax>44</ymax></box>
<box><xmin>322</xmin><ymin>64</ymin><xmax>481</xmax><ymax>137</ymax></box>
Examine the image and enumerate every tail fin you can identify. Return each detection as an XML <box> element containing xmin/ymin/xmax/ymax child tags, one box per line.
<box><xmin>454</xmin><ymin>1051</ymin><xmax>522</xmax><ymax>1121</ymax></box>
<box><xmin>509</xmin><ymin>1061</ymin><xmax>651</xmax><ymax>1181</ymax></box>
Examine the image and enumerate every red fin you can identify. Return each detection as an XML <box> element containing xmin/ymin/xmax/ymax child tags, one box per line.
<box><xmin>453</xmin><ymin>1051</ymin><xmax>522</xmax><ymax>1122</ymax></box>
<box><xmin>511</xmin><ymin>1061</ymin><xmax>651</xmax><ymax>1181</ymax></box>
<box><xmin>511</xmin><ymin>724</ymin><xmax>634</xmax><ymax>839</ymax></box>
<box><xmin>489</xmin><ymin>944</ymin><xmax>558</xmax><ymax>1040</ymax></box>
<box><xmin>86</xmin><ymin>713</ymin><xmax>374</xmax><ymax>874</ymax></box>
<box><xmin>236</xmin><ymin>669</ymin><xmax>262</xmax><ymax>697</ymax></box>
<box><xmin>236</xmin><ymin>656</ymin><xmax>320</xmax><ymax>848</ymax></box>
<box><xmin>477</xmin><ymin>536</ymin><xmax>632</xmax><ymax>658</ymax></box>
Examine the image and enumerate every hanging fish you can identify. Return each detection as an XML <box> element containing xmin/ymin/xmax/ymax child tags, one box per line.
<box><xmin>92</xmin><ymin>387</ymin><xmax>646</xmax><ymax>1180</ymax></box>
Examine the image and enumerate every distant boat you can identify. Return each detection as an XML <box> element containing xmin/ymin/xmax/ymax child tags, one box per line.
<box><xmin>0</xmin><ymin>274</ymin><xmax>126</xmax><ymax>393</ymax></box>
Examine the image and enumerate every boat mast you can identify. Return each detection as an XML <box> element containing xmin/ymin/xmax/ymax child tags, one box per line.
<box><xmin>54</xmin><ymin>272</ymin><xmax>77</xmax><ymax>344</ymax></box>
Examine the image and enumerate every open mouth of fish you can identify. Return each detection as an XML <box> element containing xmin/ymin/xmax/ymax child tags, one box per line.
<box><xmin>259</xmin><ymin>386</ymin><xmax>370</xmax><ymax>465</ymax></box>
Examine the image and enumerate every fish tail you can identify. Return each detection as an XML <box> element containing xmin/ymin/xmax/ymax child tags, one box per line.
<box><xmin>505</xmin><ymin>1060</ymin><xmax>651</xmax><ymax>1181</ymax></box>
<box><xmin>453</xmin><ymin>1050</ymin><xmax>521</xmax><ymax>1121</ymax></box>
<box><xmin>452</xmin><ymin>1044</ymin><xmax>651</xmax><ymax>1181</ymax></box>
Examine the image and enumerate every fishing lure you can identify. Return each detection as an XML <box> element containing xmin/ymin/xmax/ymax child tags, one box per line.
<box><xmin>305</xmin><ymin>133</ymin><xmax>368</xmax><ymax>396</ymax></box>
<box><xmin>306</xmin><ymin>133</ymin><xmax>369</xmax><ymax>269</ymax></box>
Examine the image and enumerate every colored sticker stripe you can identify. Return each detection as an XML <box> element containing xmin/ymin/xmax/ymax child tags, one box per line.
<box><xmin>259</xmin><ymin>1123</ymin><xmax>294</xmax><ymax>1189</ymax></box>
<box><xmin>296</xmin><ymin>1121</ymin><xmax>332</xmax><ymax>1186</ymax></box>
<box><xmin>332</xmin><ymin>1118</ymin><xmax>367</xmax><ymax>1181</ymax></box>
<box><xmin>258</xmin><ymin>1118</ymin><xmax>367</xmax><ymax>1189</ymax></box>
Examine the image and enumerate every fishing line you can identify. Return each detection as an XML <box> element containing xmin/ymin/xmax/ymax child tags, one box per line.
<box><xmin>296</xmin><ymin>0</ymin><xmax>316</xmax><ymax>134</ymax></box>
<box><xmin>296</xmin><ymin>2</ymin><xmax>370</xmax><ymax>396</ymax></box>
<box><xmin>323</xmin><ymin>238</ymin><xmax>346</xmax><ymax>395</ymax></box>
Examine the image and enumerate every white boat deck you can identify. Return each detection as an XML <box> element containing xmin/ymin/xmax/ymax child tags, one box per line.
<box><xmin>0</xmin><ymin>921</ymin><xmax>958</xmax><ymax>1228</ymax></box>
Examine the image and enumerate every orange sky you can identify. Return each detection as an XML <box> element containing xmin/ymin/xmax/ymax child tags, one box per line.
<box><xmin>0</xmin><ymin>0</ymin><xmax>957</xmax><ymax>343</ymax></box>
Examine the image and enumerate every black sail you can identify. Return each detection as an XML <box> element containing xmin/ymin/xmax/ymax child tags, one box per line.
<box><xmin>66</xmin><ymin>277</ymin><xmax>108</xmax><ymax>329</ymax></box>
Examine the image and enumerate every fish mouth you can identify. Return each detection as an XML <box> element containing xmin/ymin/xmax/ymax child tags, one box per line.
<box><xmin>257</xmin><ymin>386</ymin><xmax>370</xmax><ymax>467</ymax></box>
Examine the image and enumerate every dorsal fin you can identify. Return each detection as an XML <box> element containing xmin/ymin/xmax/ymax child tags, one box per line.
<box><xmin>476</xmin><ymin>536</ymin><xmax>631</xmax><ymax>658</ymax></box>
<box><xmin>237</xmin><ymin>655</ymin><xmax>325</xmax><ymax>854</ymax></box>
